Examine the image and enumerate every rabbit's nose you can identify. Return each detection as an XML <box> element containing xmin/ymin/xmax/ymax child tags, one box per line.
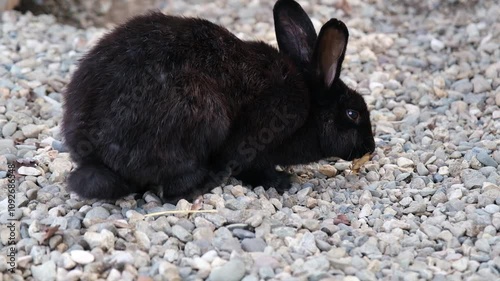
<box><xmin>364</xmin><ymin>138</ymin><xmax>376</xmax><ymax>153</ymax></box>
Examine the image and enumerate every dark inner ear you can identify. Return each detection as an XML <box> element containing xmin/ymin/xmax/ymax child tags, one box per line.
<box><xmin>273</xmin><ymin>0</ymin><xmax>317</xmax><ymax>66</ymax></box>
<box><xmin>314</xmin><ymin>19</ymin><xmax>348</xmax><ymax>88</ymax></box>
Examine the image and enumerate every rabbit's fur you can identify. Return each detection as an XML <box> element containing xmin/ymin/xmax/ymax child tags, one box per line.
<box><xmin>62</xmin><ymin>0</ymin><xmax>375</xmax><ymax>202</ymax></box>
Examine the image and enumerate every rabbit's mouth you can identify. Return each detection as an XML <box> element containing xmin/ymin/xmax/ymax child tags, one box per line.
<box><xmin>343</xmin><ymin>139</ymin><xmax>375</xmax><ymax>161</ymax></box>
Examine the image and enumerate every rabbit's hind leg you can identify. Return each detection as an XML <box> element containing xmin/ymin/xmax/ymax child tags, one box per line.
<box><xmin>159</xmin><ymin>166</ymin><xmax>223</xmax><ymax>203</ymax></box>
<box><xmin>67</xmin><ymin>160</ymin><xmax>137</xmax><ymax>200</ymax></box>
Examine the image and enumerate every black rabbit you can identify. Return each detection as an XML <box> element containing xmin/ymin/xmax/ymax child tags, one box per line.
<box><xmin>62</xmin><ymin>0</ymin><xmax>375</xmax><ymax>202</ymax></box>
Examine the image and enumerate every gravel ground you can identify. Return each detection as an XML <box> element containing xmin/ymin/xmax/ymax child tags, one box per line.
<box><xmin>1</xmin><ymin>0</ymin><xmax>499</xmax><ymax>280</ymax></box>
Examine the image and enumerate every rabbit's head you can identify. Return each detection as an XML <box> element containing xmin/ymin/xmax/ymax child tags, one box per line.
<box><xmin>274</xmin><ymin>0</ymin><xmax>375</xmax><ymax>160</ymax></box>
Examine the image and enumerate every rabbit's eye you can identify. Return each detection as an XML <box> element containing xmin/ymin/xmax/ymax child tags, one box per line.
<box><xmin>346</xmin><ymin>109</ymin><xmax>359</xmax><ymax>121</ymax></box>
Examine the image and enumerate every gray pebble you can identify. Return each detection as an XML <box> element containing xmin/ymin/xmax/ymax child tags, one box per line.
<box><xmin>403</xmin><ymin>201</ymin><xmax>427</xmax><ymax>214</ymax></box>
<box><xmin>272</xmin><ymin>226</ymin><xmax>297</xmax><ymax>238</ymax></box>
<box><xmin>83</xmin><ymin>230</ymin><xmax>115</xmax><ymax>250</ymax></box>
<box><xmin>241</xmin><ymin>238</ymin><xmax>266</xmax><ymax>252</ymax></box>
<box><xmin>70</xmin><ymin>250</ymin><xmax>94</xmax><ymax>265</ymax></box>
<box><xmin>452</xmin><ymin>79</ymin><xmax>473</xmax><ymax>93</ymax></box>
<box><xmin>51</xmin><ymin>140</ymin><xmax>68</xmax><ymax>152</ymax></box>
<box><xmin>84</xmin><ymin>207</ymin><xmax>110</xmax><ymax>220</ymax></box>
<box><xmin>2</xmin><ymin>121</ymin><xmax>17</xmax><ymax>137</ymax></box>
<box><xmin>258</xmin><ymin>266</ymin><xmax>275</xmax><ymax>279</ymax></box>
<box><xmin>296</xmin><ymin>232</ymin><xmax>319</xmax><ymax>255</ymax></box>
<box><xmin>476</xmin><ymin>152</ymin><xmax>498</xmax><ymax>168</ymax></box>
<box><xmin>472</xmin><ymin>76</ymin><xmax>491</xmax><ymax>93</ymax></box>
<box><xmin>21</xmin><ymin>124</ymin><xmax>46</xmax><ymax>138</ymax></box>
<box><xmin>461</xmin><ymin>169</ymin><xmax>487</xmax><ymax>189</ymax></box>
<box><xmin>232</xmin><ymin>228</ymin><xmax>255</xmax><ymax>239</ymax></box>
<box><xmin>31</xmin><ymin>260</ymin><xmax>56</xmax><ymax>281</ymax></box>
<box><xmin>208</xmin><ymin>259</ymin><xmax>246</xmax><ymax>281</ymax></box>
<box><xmin>171</xmin><ymin>225</ymin><xmax>193</xmax><ymax>242</ymax></box>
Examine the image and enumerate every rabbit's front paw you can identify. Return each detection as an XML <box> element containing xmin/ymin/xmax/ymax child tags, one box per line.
<box><xmin>237</xmin><ymin>168</ymin><xmax>292</xmax><ymax>192</ymax></box>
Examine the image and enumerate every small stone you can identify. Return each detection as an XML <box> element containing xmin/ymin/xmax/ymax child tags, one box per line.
<box><xmin>359</xmin><ymin>190</ymin><xmax>373</xmax><ymax>205</ymax></box>
<box><xmin>85</xmin><ymin>207</ymin><xmax>110</xmax><ymax>220</ymax></box>
<box><xmin>358</xmin><ymin>237</ymin><xmax>382</xmax><ymax>256</ymax></box>
<box><xmin>365</xmin><ymin>171</ymin><xmax>379</xmax><ymax>181</ymax></box>
<box><xmin>410</xmin><ymin>178</ymin><xmax>426</xmax><ymax>189</ymax></box>
<box><xmin>191</xmin><ymin>257</ymin><xmax>211</xmax><ymax>278</ymax></box>
<box><xmin>476</xmin><ymin>152</ymin><xmax>498</xmax><ymax>168</ymax></box>
<box><xmin>125</xmin><ymin>210</ymin><xmax>144</xmax><ymax>221</ymax></box>
<box><xmin>241</xmin><ymin>238</ymin><xmax>266</xmax><ymax>252</ymax></box>
<box><xmin>421</xmin><ymin>224</ymin><xmax>441</xmax><ymax>240</ymax></box>
<box><xmin>477</xmin><ymin>187</ymin><xmax>500</xmax><ymax>207</ymax></box>
<box><xmin>31</xmin><ymin>260</ymin><xmax>56</xmax><ymax>281</ymax></box>
<box><xmin>107</xmin><ymin>269</ymin><xmax>121</xmax><ymax>281</ymax></box>
<box><xmin>111</xmin><ymin>251</ymin><xmax>134</xmax><ymax>264</ymax></box>
<box><xmin>18</xmin><ymin>166</ymin><xmax>42</xmax><ymax>176</ymax></box>
<box><xmin>483</xmin><ymin>225</ymin><xmax>497</xmax><ymax>237</ymax></box>
<box><xmin>484</xmin><ymin>204</ymin><xmax>500</xmax><ymax>214</ymax></box>
<box><xmin>417</xmin><ymin>163</ymin><xmax>429</xmax><ymax>176</ymax></box>
<box><xmin>70</xmin><ymin>250</ymin><xmax>94</xmax><ymax>264</ymax></box>
<box><xmin>49</xmin><ymin>158</ymin><xmax>73</xmax><ymax>182</ymax></box>
<box><xmin>172</xmin><ymin>225</ymin><xmax>193</xmax><ymax>242</ymax></box>
<box><xmin>433</xmin><ymin>174</ymin><xmax>444</xmax><ymax>183</ymax></box>
<box><xmin>396</xmin><ymin>172</ymin><xmax>411</xmax><ymax>182</ymax></box>
<box><xmin>58</xmin><ymin>253</ymin><xmax>76</xmax><ymax>269</ymax></box>
<box><xmin>209</xmin><ymin>259</ymin><xmax>246</xmax><ymax>281</ymax></box>
<box><xmin>245</xmin><ymin>214</ymin><xmax>263</xmax><ymax>227</ymax></box>
<box><xmin>2</xmin><ymin>122</ymin><xmax>17</xmax><ymax>137</ymax></box>
<box><xmin>400</xmin><ymin>197</ymin><xmax>413</xmax><ymax>207</ymax></box>
<box><xmin>163</xmin><ymin>249</ymin><xmax>179</xmax><ymax>263</ymax></box>
<box><xmin>438</xmin><ymin>166</ymin><xmax>449</xmax><ymax>175</ymax></box>
<box><xmin>272</xmin><ymin>226</ymin><xmax>297</xmax><ymax>238</ymax></box>
<box><xmin>475</xmin><ymin>238</ymin><xmax>491</xmax><ymax>253</ymax></box>
<box><xmin>48</xmin><ymin>235</ymin><xmax>63</xmax><ymax>249</ymax></box>
<box><xmin>397</xmin><ymin>157</ymin><xmax>414</xmax><ymax>168</ymax></box>
<box><xmin>184</xmin><ymin>242</ymin><xmax>201</xmax><ymax>257</ymax></box>
<box><xmin>258</xmin><ymin>266</ymin><xmax>275</xmax><ymax>279</ymax></box>
<box><xmin>448</xmin><ymin>189</ymin><xmax>463</xmax><ymax>200</ymax></box>
<box><xmin>452</xmin><ymin>79</ymin><xmax>473</xmax><ymax>93</ymax></box>
<box><xmin>318</xmin><ymin>164</ymin><xmax>337</xmax><ymax>177</ymax></box>
<box><xmin>461</xmin><ymin>169</ymin><xmax>487</xmax><ymax>189</ymax></box>
<box><xmin>21</xmin><ymin>124</ymin><xmax>46</xmax><ymax>138</ymax></box>
<box><xmin>355</xmin><ymin>43</ymin><xmax>377</xmax><ymax>60</ymax></box>
<box><xmin>335</xmin><ymin>162</ymin><xmax>351</xmax><ymax>171</ymax></box>
<box><xmin>159</xmin><ymin>261</ymin><xmax>182</xmax><ymax>280</ymax></box>
<box><xmin>297</xmin><ymin>186</ymin><xmax>312</xmax><ymax>201</ymax></box>
<box><xmin>296</xmin><ymin>232</ymin><xmax>319</xmax><ymax>255</ymax></box>
<box><xmin>302</xmin><ymin>219</ymin><xmax>320</xmax><ymax>231</ymax></box>
<box><xmin>358</xmin><ymin>204</ymin><xmax>372</xmax><ymax>218</ymax></box>
<box><xmin>470</xmin><ymin>156</ymin><xmax>482</xmax><ymax>170</ymax></box>
<box><xmin>232</xmin><ymin>228</ymin><xmax>255</xmax><ymax>239</ymax></box>
<box><xmin>403</xmin><ymin>201</ymin><xmax>427</xmax><ymax>214</ymax></box>
<box><xmin>51</xmin><ymin>140</ymin><xmax>68</xmax><ymax>152</ymax></box>
<box><xmin>451</xmin><ymin>257</ymin><xmax>468</xmax><ymax>272</ymax></box>
<box><xmin>471</xmin><ymin>76</ymin><xmax>491</xmax><ymax>93</ymax></box>
<box><xmin>230</xmin><ymin>185</ymin><xmax>246</xmax><ymax>197</ymax></box>
<box><xmin>134</xmin><ymin>231</ymin><xmax>151</xmax><ymax>250</ymax></box>
<box><xmin>83</xmin><ymin>230</ymin><xmax>115</xmax><ymax>250</ymax></box>
<box><xmin>225</xmin><ymin>199</ymin><xmax>246</xmax><ymax>210</ymax></box>
<box><xmin>430</xmin><ymin>38</ymin><xmax>445</xmax><ymax>51</ymax></box>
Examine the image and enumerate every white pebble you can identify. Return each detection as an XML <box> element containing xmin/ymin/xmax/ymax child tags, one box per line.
<box><xmin>70</xmin><ymin>250</ymin><xmax>94</xmax><ymax>265</ymax></box>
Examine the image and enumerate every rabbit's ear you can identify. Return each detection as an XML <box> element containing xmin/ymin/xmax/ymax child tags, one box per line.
<box><xmin>313</xmin><ymin>19</ymin><xmax>348</xmax><ymax>88</ymax></box>
<box><xmin>273</xmin><ymin>0</ymin><xmax>317</xmax><ymax>66</ymax></box>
